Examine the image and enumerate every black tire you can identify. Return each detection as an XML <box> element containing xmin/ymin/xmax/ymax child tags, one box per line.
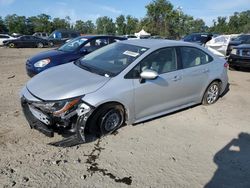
<box><xmin>85</xmin><ymin>104</ymin><xmax>125</xmax><ymax>137</ymax></box>
<box><xmin>49</xmin><ymin>41</ymin><xmax>54</xmax><ymax>47</ymax></box>
<box><xmin>202</xmin><ymin>81</ymin><xmax>220</xmax><ymax>105</ymax></box>
<box><xmin>37</xmin><ymin>42</ymin><xmax>44</xmax><ymax>48</ymax></box>
<box><xmin>9</xmin><ymin>43</ymin><xmax>15</xmax><ymax>48</ymax></box>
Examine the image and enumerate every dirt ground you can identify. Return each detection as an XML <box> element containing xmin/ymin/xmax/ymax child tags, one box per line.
<box><xmin>0</xmin><ymin>47</ymin><xmax>250</xmax><ymax>188</ymax></box>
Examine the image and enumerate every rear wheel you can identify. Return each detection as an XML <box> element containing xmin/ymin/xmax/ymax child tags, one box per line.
<box><xmin>84</xmin><ymin>104</ymin><xmax>125</xmax><ymax>137</ymax></box>
<box><xmin>37</xmin><ymin>42</ymin><xmax>44</xmax><ymax>48</ymax></box>
<box><xmin>49</xmin><ymin>41</ymin><xmax>54</xmax><ymax>47</ymax></box>
<box><xmin>9</xmin><ymin>43</ymin><xmax>15</xmax><ymax>48</ymax></box>
<box><xmin>202</xmin><ymin>81</ymin><xmax>220</xmax><ymax>105</ymax></box>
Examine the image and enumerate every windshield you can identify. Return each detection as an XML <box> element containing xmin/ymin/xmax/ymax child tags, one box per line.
<box><xmin>233</xmin><ymin>35</ymin><xmax>249</xmax><ymax>41</ymax></box>
<box><xmin>58</xmin><ymin>37</ymin><xmax>88</xmax><ymax>52</ymax></box>
<box><xmin>75</xmin><ymin>42</ymin><xmax>148</xmax><ymax>77</ymax></box>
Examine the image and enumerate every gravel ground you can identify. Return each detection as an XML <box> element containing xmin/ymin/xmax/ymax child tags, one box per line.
<box><xmin>0</xmin><ymin>47</ymin><xmax>250</xmax><ymax>188</ymax></box>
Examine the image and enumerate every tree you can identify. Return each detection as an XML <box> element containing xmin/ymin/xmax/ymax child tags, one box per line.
<box><xmin>116</xmin><ymin>15</ymin><xmax>126</xmax><ymax>35</ymax></box>
<box><xmin>96</xmin><ymin>16</ymin><xmax>116</xmax><ymax>34</ymax></box>
<box><xmin>145</xmin><ymin>0</ymin><xmax>174</xmax><ymax>36</ymax></box>
<box><xmin>4</xmin><ymin>14</ymin><xmax>28</xmax><ymax>34</ymax></box>
<box><xmin>52</xmin><ymin>17</ymin><xmax>70</xmax><ymax>30</ymax></box>
<box><xmin>0</xmin><ymin>16</ymin><xmax>8</xmax><ymax>33</ymax></box>
<box><xmin>126</xmin><ymin>15</ymin><xmax>138</xmax><ymax>34</ymax></box>
<box><xmin>35</xmin><ymin>14</ymin><xmax>52</xmax><ymax>33</ymax></box>
<box><xmin>75</xmin><ymin>20</ymin><xmax>95</xmax><ymax>34</ymax></box>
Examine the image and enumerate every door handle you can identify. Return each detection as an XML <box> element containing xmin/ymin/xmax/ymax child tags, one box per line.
<box><xmin>171</xmin><ymin>75</ymin><xmax>182</xmax><ymax>81</ymax></box>
<box><xmin>202</xmin><ymin>68</ymin><xmax>209</xmax><ymax>73</ymax></box>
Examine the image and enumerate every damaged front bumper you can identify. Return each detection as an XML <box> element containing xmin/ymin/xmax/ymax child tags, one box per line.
<box><xmin>20</xmin><ymin>87</ymin><xmax>95</xmax><ymax>147</ymax></box>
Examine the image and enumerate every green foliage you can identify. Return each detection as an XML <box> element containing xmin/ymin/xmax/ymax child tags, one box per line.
<box><xmin>210</xmin><ymin>10</ymin><xmax>250</xmax><ymax>34</ymax></box>
<box><xmin>96</xmin><ymin>16</ymin><xmax>116</xmax><ymax>34</ymax></box>
<box><xmin>126</xmin><ymin>15</ymin><xmax>139</xmax><ymax>34</ymax></box>
<box><xmin>52</xmin><ymin>17</ymin><xmax>70</xmax><ymax>30</ymax></box>
<box><xmin>75</xmin><ymin>20</ymin><xmax>95</xmax><ymax>34</ymax></box>
<box><xmin>116</xmin><ymin>15</ymin><xmax>126</xmax><ymax>35</ymax></box>
<box><xmin>0</xmin><ymin>0</ymin><xmax>250</xmax><ymax>38</ymax></box>
<box><xmin>0</xmin><ymin>16</ymin><xmax>8</xmax><ymax>33</ymax></box>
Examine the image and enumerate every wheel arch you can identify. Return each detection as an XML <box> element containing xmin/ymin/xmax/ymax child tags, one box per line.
<box><xmin>201</xmin><ymin>79</ymin><xmax>222</xmax><ymax>103</ymax></box>
<box><xmin>92</xmin><ymin>101</ymin><xmax>128</xmax><ymax>123</ymax></box>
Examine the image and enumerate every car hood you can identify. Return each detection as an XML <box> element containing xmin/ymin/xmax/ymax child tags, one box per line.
<box><xmin>28</xmin><ymin>49</ymin><xmax>69</xmax><ymax>62</ymax></box>
<box><xmin>26</xmin><ymin>63</ymin><xmax>110</xmax><ymax>101</ymax></box>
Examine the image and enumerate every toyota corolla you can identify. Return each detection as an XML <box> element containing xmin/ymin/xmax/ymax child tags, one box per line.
<box><xmin>20</xmin><ymin>39</ymin><xmax>229</xmax><ymax>146</ymax></box>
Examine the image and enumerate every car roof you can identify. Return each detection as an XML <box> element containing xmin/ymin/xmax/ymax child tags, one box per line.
<box><xmin>119</xmin><ymin>39</ymin><xmax>196</xmax><ymax>49</ymax></box>
<box><xmin>79</xmin><ymin>35</ymin><xmax>125</xmax><ymax>39</ymax></box>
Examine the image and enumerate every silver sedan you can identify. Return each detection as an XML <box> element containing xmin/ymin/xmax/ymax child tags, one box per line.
<box><xmin>21</xmin><ymin>39</ymin><xmax>229</xmax><ymax>146</ymax></box>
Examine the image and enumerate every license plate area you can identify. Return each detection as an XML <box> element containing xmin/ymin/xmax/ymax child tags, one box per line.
<box><xmin>29</xmin><ymin>105</ymin><xmax>50</xmax><ymax>125</ymax></box>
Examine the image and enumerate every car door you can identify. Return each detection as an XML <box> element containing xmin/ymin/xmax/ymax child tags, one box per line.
<box><xmin>131</xmin><ymin>47</ymin><xmax>187</xmax><ymax>121</ymax></box>
<box><xmin>179</xmin><ymin>46</ymin><xmax>213</xmax><ymax>103</ymax></box>
<box><xmin>21</xmin><ymin>36</ymin><xmax>31</xmax><ymax>47</ymax></box>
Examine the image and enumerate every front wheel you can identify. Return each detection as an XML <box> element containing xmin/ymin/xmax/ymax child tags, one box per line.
<box><xmin>49</xmin><ymin>41</ymin><xmax>54</xmax><ymax>47</ymax></box>
<box><xmin>37</xmin><ymin>42</ymin><xmax>44</xmax><ymax>48</ymax></box>
<box><xmin>202</xmin><ymin>82</ymin><xmax>220</xmax><ymax>105</ymax></box>
<box><xmin>85</xmin><ymin>104</ymin><xmax>125</xmax><ymax>137</ymax></box>
<box><xmin>9</xmin><ymin>43</ymin><xmax>15</xmax><ymax>48</ymax></box>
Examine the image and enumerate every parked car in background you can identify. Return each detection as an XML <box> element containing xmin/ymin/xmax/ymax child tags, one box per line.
<box><xmin>123</xmin><ymin>35</ymin><xmax>138</xmax><ymax>40</ymax></box>
<box><xmin>26</xmin><ymin>35</ymin><xmax>126</xmax><ymax>77</ymax></box>
<box><xmin>21</xmin><ymin>39</ymin><xmax>228</xmax><ymax>146</ymax></box>
<box><xmin>228</xmin><ymin>44</ymin><xmax>250</xmax><ymax>70</ymax></box>
<box><xmin>33</xmin><ymin>32</ymin><xmax>49</xmax><ymax>39</ymax></box>
<box><xmin>183</xmin><ymin>33</ymin><xmax>214</xmax><ymax>45</ymax></box>
<box><xmin>226</xmin><ymin>34</ymin><xmax>250</xmax><ymax>56</ymax></box>
<box><xmin>0</xmin><ymin>34</ymin><xmax>15</xmax><ymax>45</ymax></box>
<box><xmin>47</xmin><ymin>29</ymin><xmax>80</xmax><ymax>47</ymax></box>
<box><xmin>3</xmin><ymin>35</ymin><xmax>48</xmax><ymax>48</ymax></box>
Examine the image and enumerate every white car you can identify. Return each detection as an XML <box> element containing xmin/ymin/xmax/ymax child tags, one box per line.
<box><xmin>0</xmin><ymin>34</ymin><xmax>15</xmax><ymax>46</ymax></box>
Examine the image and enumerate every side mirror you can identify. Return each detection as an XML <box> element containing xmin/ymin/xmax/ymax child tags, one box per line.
<box><xmin>140</xmin><ymin>69</ymin><xmax>158</xmax><ymax>83</ymax></box>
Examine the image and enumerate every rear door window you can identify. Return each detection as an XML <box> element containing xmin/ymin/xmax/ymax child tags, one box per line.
<box><xmin>180</xmin><ymin>47</ymin><xmax>213</xmax><ymax>69</ymax></box>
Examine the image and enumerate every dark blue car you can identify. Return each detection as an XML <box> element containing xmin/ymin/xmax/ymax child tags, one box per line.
<box><xmin>26</xmin><ymin>35</ymin><xmax>126</xmax><ymax>77</ymax></box>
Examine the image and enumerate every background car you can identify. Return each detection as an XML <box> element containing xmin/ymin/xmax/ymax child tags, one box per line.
<box><xmin>3</xmin><ymin>35</ymin><xmax>48</xmax><ymax>48</ymax></box>
<box><xmin>228</xmin><ymin>44</ymin><xmax>250</xmax><ymax>70</ymax></box>
<box><xmin>26</xmin><ymin>35</ymin><xmax>126</xmax><ymax>77</ymax></box>
<box><xmin>0</xmin><ymin>34</ymin><xmax>15</xmax><ymax>45</ymax></box>
<box><xmin>183</xmin><ymin>33</ymin><xmax>214</xmax><ymax>45</ymax></box>
<box><xmin>21</xmin><ymin>39</ymin><xmax>228</xmax><ymax>146</ymax></box>
<box><xmin>226</xmin><ymin>34</ymin><xmax>250</xmax><ymax>56</ymax></box>
<box><xmin>33</xmin><ymin>32</ymin><xmax>49</xmax><ymax>39</ymax></box>
<box><xmin>47</xmin><ymin>29</ymin><xmax>80</xmax><ymax>47</ymax></box>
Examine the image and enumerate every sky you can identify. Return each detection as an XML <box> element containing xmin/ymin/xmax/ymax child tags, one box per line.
<box><xmin>0</xmin><ymin>0</ymin><xmax>250</xmax><ymax>26</ymax></box>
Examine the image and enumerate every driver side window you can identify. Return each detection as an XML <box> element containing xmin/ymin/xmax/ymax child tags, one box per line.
<box><xmin>126</xmin><ymin>48</ymin><xmax>177</xmax><ymax>79</ymax></box>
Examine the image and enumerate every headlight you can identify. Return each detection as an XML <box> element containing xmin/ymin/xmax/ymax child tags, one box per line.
<box><xmin>231</xmin><ymin>49</ymin><xmax>238</xmax><ymax>55</ymax></box>
<box><xmin>34</xmin><ymin>59</ymin><xmax>50</xmax><ymax>68</ymax></box>
<box><xmin>32</xmin><ymin>98</ymin><xmax>81</xmax><ymax>117</ymax></box>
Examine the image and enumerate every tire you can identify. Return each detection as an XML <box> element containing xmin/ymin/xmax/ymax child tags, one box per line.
<box><xmin>202</xmin><ymin>81</ymin><xmax>220</xmax><ymax>105</ymax></box>
<box><xmin>37</xmin><ymin>42</ymin><xmax>44</xmax><ymax>48</ymax></box>
<box><xmin>9</xmin><ymin>43</ymin><xmax>15</xmax><ymax>48</ymax></box>
<box><xmin>49</xmin><ymin>41</ymin><xmax>54</xmax><ymax>47</ymax></box>
<box><xmin>84</xmin><ymin>104</ymin><xmax>125</xmax><ymax>137</ymax></box>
